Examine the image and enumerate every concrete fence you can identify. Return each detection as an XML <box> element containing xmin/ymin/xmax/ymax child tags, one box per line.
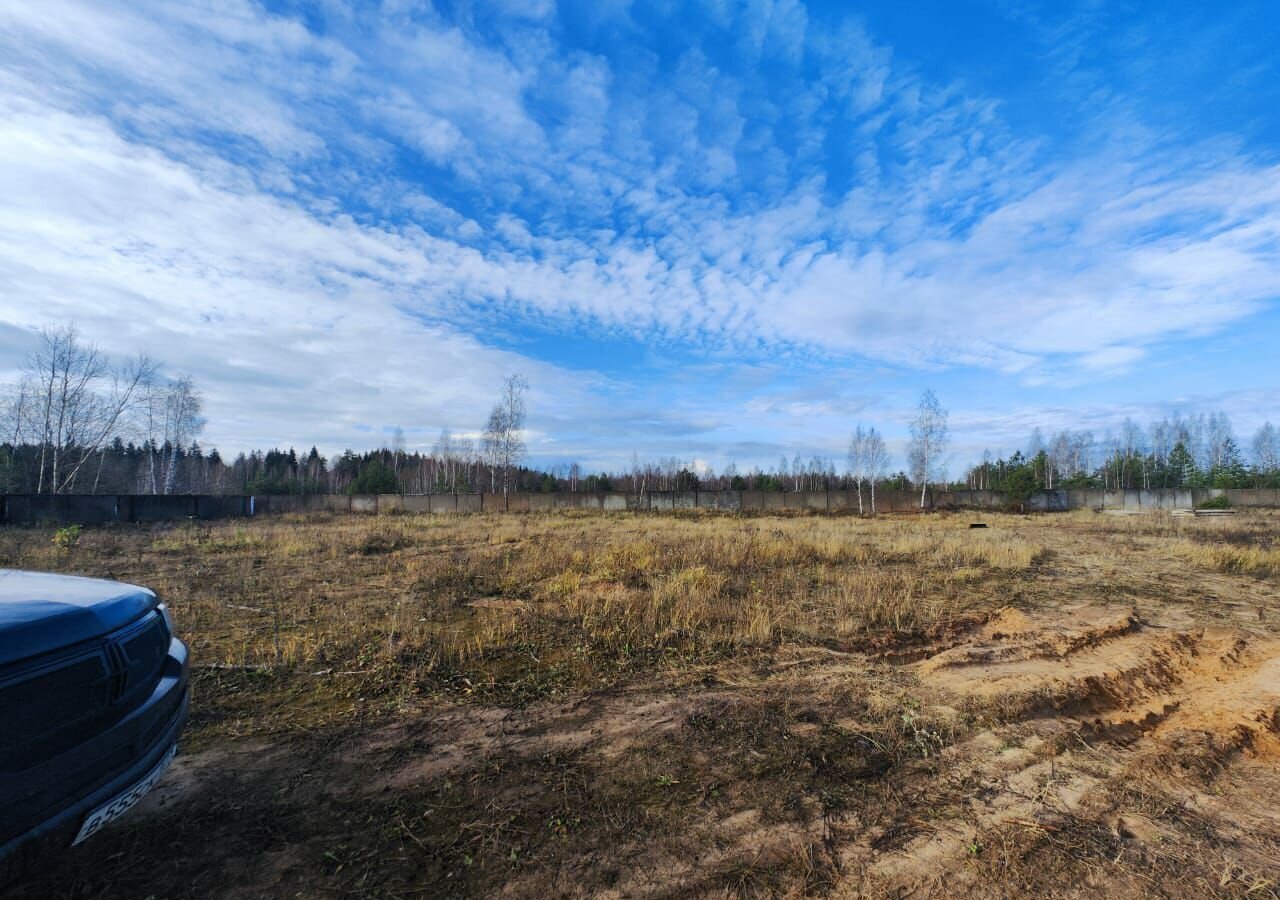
<box><xmin>2</xmin><ymin>488</ymin><xmax>1277</xmax><ymax>525</ymax></box>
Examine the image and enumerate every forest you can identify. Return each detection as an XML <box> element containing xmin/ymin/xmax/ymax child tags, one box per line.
<box><xmin>3</xmin><ymin>327</ymin><xmax>1278</xmax><ymax>497</ymax></box>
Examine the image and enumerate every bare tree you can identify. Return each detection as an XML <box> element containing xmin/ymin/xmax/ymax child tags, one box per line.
<box><xmin>864</xmin><ymin>427</ymin><xmax>889</xmax><ymax>514</ymax></box>
<box><xmin>847</xmin><ymin>426</ymin><xmax>869</xmax><ymax>515</ymax></box>
<box><xmin>456</xmin><ymin>436</ymin><xmax>476</xmax><ymax>492</ymax></box>
<box><xmin>160</xmin><ymin>376</ymin><xmax>204</xmax><ymax>494</ymax></box>
<box><xmin>1205</xmin><ymin>412</ymin><xmax>1235</xmax><ymax>471</ymax></box>
<box><xmin>391</xmin><ymin>426</ymin><xmax>406</xmax><ymax>475</ymax></box>
<box><xmin>481</xmin><ymin>407</ymin><xmax>503</xmax><ymax>493</ymax></box>
<box><xmin>1</xmin><ymin>380</ymin><xmax>31</xmax><ymax>490</ymax></box>
<box><xmin>432</xmin><ymin>428</ymin><xmax>455</xmax><ymax>493</ymax></box>
<box><xmin>907</xmin><ymin>389</ymin><xmax>948</xmax><ymax>509</ymax></box>
<box><xmin>481</xmin><ymin>374</ymin><xmax>529</xmax><ymax>495</ymax></box>
<box><xmin>1253</xmin><ymin>422</ymin><xmax>1279</xmax><ymax>475</ymax></box>
<box><xmin>18</xmin><ymin>325</ymin><xmax>157</xmax><ymax>494</ymax></box>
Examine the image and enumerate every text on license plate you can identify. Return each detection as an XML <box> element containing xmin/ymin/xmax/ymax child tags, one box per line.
<box><xmin>73</xmin><ymin>744</ymin><xmax>177</xmax><ymax>846</ymax></box>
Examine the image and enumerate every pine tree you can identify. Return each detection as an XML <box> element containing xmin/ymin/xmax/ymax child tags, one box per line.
<box><xmin>1167</xmin><ymin>442</ymin><xmax>1196</xmax><ymax>488</ymax></box>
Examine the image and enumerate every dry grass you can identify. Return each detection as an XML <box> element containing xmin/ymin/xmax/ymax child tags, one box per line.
<box><xmin>1173</xmin><ymin>541</ymin><xmax>1280</xmax><ymax>576</ymax></box>
<box><xmin>5</xmin><ymin>508</ymin><xmax>1280</xmax><ymax>900</ymax></box>
<box><xmin>1</xmin><ymin>512</ymin><xmax>1045</xmax><ymax>717</ymax></box>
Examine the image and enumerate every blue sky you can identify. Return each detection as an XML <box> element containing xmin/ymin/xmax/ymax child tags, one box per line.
<box><xmin>0</xmin><ymin>0</ymin><xmax>1277</xmax><ymax>475</ymax></box>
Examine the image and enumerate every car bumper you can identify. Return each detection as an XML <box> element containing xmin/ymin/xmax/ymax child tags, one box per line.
<box><xmin>0</xmin><ymin>637</ymin><xmax>189</xmax><ymax>884</ymax></box>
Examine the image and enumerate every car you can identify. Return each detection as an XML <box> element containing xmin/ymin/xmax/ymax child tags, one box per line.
<box><xmin>0</xmin><ymin>569</ymin><xmax>189</xmax><ymax>885</ymax></box>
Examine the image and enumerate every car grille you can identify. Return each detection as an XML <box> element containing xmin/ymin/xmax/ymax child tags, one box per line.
<box><xmin>0</xmin><ymin>611</ymin><xmax>169</xmax><ymax>773</ymax></box>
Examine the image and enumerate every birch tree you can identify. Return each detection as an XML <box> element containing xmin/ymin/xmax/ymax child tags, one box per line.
<box><xmin>1253</xmin><ymin>423</ymin><xmax>1279</xmax><ymax>475</ymax></box>
<box><xmin>907</xmin><ymin>389</ymin><xmax>948</xmax><ymax>508</ymax></box>
<box><xmin>20</xmin><ymin>325</ymin><xmax>156</xmax><ymax>494</ymax></box>
<box><xmin>847</xmin><ymin>426</ymin><xmax>869</xmax><ymax>514</ymax></box>
<box><xmin>864</xmin><ymin>427</ymin><xmax>889</xmax><ymax>514</ymax></box>
<box><xmin>481</xmin><ymin>374</ymin><xmax>529</xmax><ymax>495</ymax></box>
<box><xmin>160</xmin><ymin>376</ymin><xmax>204</xmax><ymax>494</ymax></box>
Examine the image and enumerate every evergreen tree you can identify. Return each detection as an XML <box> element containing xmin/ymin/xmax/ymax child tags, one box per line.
<box><xmin>1167</xmin><ymin>442</ymin><xmax>1196</xmax><ymax>488</ymax></box>
<box><xmin>348</xmin><ymin>459</ymin><xmax>399</xmax><ymax>495</ymax></box>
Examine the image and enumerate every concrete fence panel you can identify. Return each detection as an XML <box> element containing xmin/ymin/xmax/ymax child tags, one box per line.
<box><xmin>73</xmin><ymin>495</ymin><xmax>123</xmax><ymax>524</ymax></box>
<box><xmin>1190</xmin><ymin>489</ymin><xmax>1225</xmax><ymax>508</ymax></box>
<box><xmin>828</xmin><ymin>490</ymin><xmax>856</xmax><ymax>512</ymax></box>
<box><xmin>264</xmin><ymin>495</ymin><xmax>302</xmax><ymax>514</ymax></box>
<box><xmin>324</xmin><ymin>495</ymin><xmax>352</xmax><ymax>513</ymax></box>
<box><xmin>376</xmin><ymin>494</ymin><xmax>403</xmax><ymax>513</ymax></box>
<box><xmin>3</xmin><ymin>494</ymin><xmax>120</xmax><ymax>524</ymax></box>
<box><xmin>428</xmin><ymin>494</ymin><xmax>457</xmax><ymax>514</ymax></box>
<box><xmin>885</xmin><ymin>491</ymin><xmax>919</xmax><ymax>513</ymax></box>
<box><xmin>297</xmin><ymin>495</ymin><xmax>324</xmax><ymax>513</ymax></box>
<box><xmin>696</xmin><ymin>491</ymin><xmax>740</xmax><ymax>510</ymax></box>
<box><xmin>401</xmin><ymin>495</ymin><xmax>432</xmax><ymax>513</ymax></box>
<box><xmin>131</xmin><ymin>495</ymin><xmax>196</xmax><ymax>521</ymax></box>
<box><xmin>6</xmin><ymin>484</ymin><xmax>1276</xmax><ymax>527</ymax></box>
<box><xmin>761</xmin><ymin>492</ymin><xmax>786</xmax><ymax>511</ymax></box>
<box><xmin>196</xmin><ymin>495</ymin><xmax>246</xmax><ymax>519</ymax></box>
<box><xmin>781</xmin><ymin>492</ymin><xmax>806</xmax><ymax>510</ymax></box>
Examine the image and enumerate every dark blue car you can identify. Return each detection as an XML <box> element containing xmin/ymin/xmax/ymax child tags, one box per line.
<box><xmin>0</xmin><ymin>569</ymin><xmax>189</xmax><ymax>884</ymax></box>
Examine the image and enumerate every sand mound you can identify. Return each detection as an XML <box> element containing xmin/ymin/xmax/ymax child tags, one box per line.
<box><xmin>858</xmin><ymin>607</ymin><xmax>1280</xmax><ymax>897</ymax></box>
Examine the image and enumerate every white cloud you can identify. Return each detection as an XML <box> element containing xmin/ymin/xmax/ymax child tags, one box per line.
<box><xmin>0</xmin><ymin>0</ymin><xmax>1277</xmax><ymax>466</ymax></box>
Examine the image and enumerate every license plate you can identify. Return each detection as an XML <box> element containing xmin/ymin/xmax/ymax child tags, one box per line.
<box><xmin>73</xmin><ymin>744</ymin><xmax>177</xmax><ymax>846</ymax></box>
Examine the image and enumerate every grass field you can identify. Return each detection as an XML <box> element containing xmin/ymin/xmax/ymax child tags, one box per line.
<box><xmin>3</xmin><ymin>509</ymin><xmax>1279</xmax><ymax>899</ymax></box>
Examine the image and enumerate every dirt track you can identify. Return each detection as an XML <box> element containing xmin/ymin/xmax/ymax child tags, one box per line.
<box><xmin>117</xmin><ymin>604</ymin><xmax>1280</xmax><ymax>899</ymax></box>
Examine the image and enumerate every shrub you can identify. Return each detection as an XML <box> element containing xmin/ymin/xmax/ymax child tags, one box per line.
<box><xmin>52</xmin><ymin>524</ymin><xmax>82</xmax><ymax>550</ymax></box>
<box><xmin>1195</xmin><ymin>494</ymin><xmax>1232</xmax><ymax>510</ymax></box>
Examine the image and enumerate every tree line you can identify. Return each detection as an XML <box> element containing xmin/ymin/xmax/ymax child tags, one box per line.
<box><xmin>3</xmin><ymin>326</ymin><xmax>1277</xmax><ymax>501</ymax></box>
<box><xmin>1</xmin><ymin>326</ymin><xmax>203</xmax><ymax>496</ymax></box>
<box><xmin>965</xmin><ymin>412</ymin><xmax>1280</xmax><ymax>504</ymax></box>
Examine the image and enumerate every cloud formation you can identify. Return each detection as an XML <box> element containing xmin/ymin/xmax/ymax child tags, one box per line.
<box><xmin>0</xmin><ymin>0</ymin><xmax>1276</xmax><ymax>467</ymax></box>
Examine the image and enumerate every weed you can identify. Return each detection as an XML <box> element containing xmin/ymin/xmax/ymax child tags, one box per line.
<box><xmin>52</xmin><ymin>524</ymin><xmax>81</xmax><ymax>550</ymax></box>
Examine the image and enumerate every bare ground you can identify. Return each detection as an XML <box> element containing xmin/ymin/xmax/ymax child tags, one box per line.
<box><xmin>3</xmin><ymin>510</ymin><xmax>1279</xmax><ymax>898</ymax></box>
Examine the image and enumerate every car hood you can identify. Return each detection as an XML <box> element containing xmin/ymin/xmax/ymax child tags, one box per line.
<box><xmin>0</xmin><ymin>569</ymin><xmax>159</xmax><ymax>666</ymax></box>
